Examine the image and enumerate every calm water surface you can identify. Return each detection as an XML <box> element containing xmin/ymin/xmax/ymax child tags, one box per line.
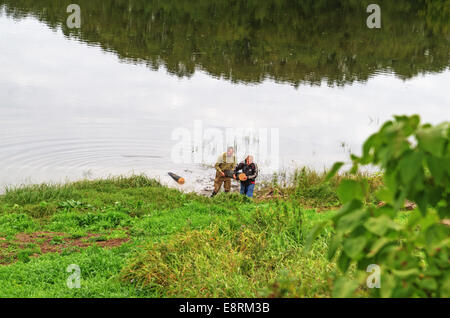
<box><xmin>0</xmin><ymin>1</ymin><xmax>449</xmax><ymax>193</ymax></box>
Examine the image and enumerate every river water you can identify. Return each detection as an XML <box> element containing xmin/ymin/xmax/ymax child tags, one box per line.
<box><xmin>0</xmin><ymin>1</ymin><xmax>449</xmax><ymax>193</ymax></box>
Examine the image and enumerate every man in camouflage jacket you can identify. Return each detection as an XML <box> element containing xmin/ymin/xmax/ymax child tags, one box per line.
<box><xmin>211</xmin><ymin>147</ymin><xmax>236</xmax><ymax>197</ymax></box>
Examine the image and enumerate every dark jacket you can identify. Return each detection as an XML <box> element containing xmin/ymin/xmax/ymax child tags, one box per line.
<box><xmin>234</xmin><ymin>161</ymin><xmax>259</xmax><ymax>184</ymax></box>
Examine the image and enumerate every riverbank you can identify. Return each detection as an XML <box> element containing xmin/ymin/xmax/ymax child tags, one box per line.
<box><xmin>0</xmin><ymin>172</ymin><xmax>384</xmax><ymax>297</ymax></box>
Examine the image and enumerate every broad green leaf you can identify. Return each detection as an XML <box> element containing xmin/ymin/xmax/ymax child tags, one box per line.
<box><xmin>325</xmin><ymin>162</ymin><xmax>344</xmax><ymax>181</ymax></box>
<box><xmin>426</xmin><ymin>186</ymin><xmax>445</xmax><ymax>208</ymax></box>
<box><xmin>336</xmin><ymin>209</ymin><xmax>367</xmax><ymax>234</ymax></box>
<box><xmin>375</xmin><ymin>186</ymin><xmax>394</xmax><ymax>204</ymax></box>
<box><xmin>364</xmin><ymin>215</ymin><xmax>401</xmax><ymax>236</ymax></box>
<box><xmin>393</xmin><ymin>189</ymin><xmax>407</xmax><ymax>212</ymax></box>
<box><xmin>392</xmin><ymin>268</ymin><xmax>419</xmax><ymax>279</ymax></box>
<box><xmin>406</xmin><ymin>209</ymin><xmax>423</xmax><ymax>229</ymax></box>
<box><xmin>349</xmin><ymin>163</ymin><xmax>359</xmax><ymax>174</ymax></box>
<box><xmin>325</xmin><ymin>116</ymin><xmax>449</xmax><ymax>298</ymax></box>
<box><xmin>333</xmin><ymin>199</ymin><xmax>364</xmax><ymax>223</ymax></box>
<box><xmin>364</xmin><ymin>216</ymin><xmax>389</xmax><ymax>236</ymax></box>
<box><xmin>393</xmin><ymin>115</ymin><xmax>420</xmax><ymax>136</ymax></box>
<box><xmin>423</xmin><ymin>266</ymin><xmax>441</xmax><ymax>277</ymax></box>
<box><xmin>373</xmin><ymin>205</ymin><xmax>396</xmax><ymax>219</ymax></box>
<box><xmin>417</xmin><ymin>278</ymin><xmax>437</xmax><ymax>291</ymax></box>
<box><xmin>304</xmin><ymin>221</ymin><xmax>328</xmax><ymax>252</ymax></box>
<box><xmin>367</xmin><ymin>237</ymin><xmax>391</xmax><ymax>257</ymax></box>
<box><xmin>437</xmin><ymin>204</ymin><xmax>450</xmax><ymax>219</ymax></box>
<box><xmin>332</xmin><ymin>278</ymin><xmax>359</xmax><ymax>298</ymax></box>
<box><xmin>425</xmin><ymin>155</ymin><xmax>448</xmax><ymax>184</ymax></box>
<box><xmin>327</xmin><ymin>235</ymin><xmax>341</xmax><ymax>260</ymax></box>
<box><xmin>361</xmin><ymin>133</ymin><xmax>379</xmax><ymax>164</ymax></box>
<box><xmin>337</xmin><ymin>179</ymin><xmax>367</xmax><ymax>204</ymax></box>
<box><xmin>398</xmin><ymin>151</ymin><xmax>423</xmax><ymax>184</ymax></box>
<box><xmin>380</xmin><ymin>273</ymin><xmax>395</xmax><ymax>298</ymax></box>
<box><xmin>417</xmin><ymin>124</ymin><xmax>448</xmax><ymax>157</ymax></box>
<box><xmin>337</xmin><ymin>251</ymin><xmax>351</xmax><ymax>273</ymax></box>
<box><xmin>408</xmin><ymin>115</ymin><xmax>421</xmax><ymax>131</ymax></box>
<box><xmin>343</xmin><ymin>236</ymin><xmax>367</xmax><ymax>259</ymax></box>
<box><xmin>425</xmin><ymin>224</ymin><xmax>449</xmax><ymax>251</ymax></box>
<box><xmin>441</xmin><ymin>274</ymin><xmax>450</xmax><ymax>298</ymax></box>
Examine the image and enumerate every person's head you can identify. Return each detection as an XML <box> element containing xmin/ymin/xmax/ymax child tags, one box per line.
<box><xmin>246</xmin><ymin>155</ymin><xmax>254</xmax><ymax>164</ymax></box>
<box><xmin>227</xmin><ymin>147</ymin><xmax>234</xmax><ymax>156</ymax></box>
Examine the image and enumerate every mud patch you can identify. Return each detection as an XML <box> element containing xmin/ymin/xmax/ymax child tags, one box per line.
<box><xmin>0</xmin><ymin>231</ymin><xmax>129</xmax><ymax>265</ymax></box>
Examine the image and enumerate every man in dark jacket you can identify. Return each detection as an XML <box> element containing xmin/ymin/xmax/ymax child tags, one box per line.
<box><xmin>234</xmin><ymin>155</ymin><xmax>258</xmax><ymax>198</ymax></box>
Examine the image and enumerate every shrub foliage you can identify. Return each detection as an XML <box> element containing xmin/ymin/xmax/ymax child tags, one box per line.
<box><xmin>311</xmin><ymin>115</ymin><xmax>449</xmax><ymax>297</ymax></box>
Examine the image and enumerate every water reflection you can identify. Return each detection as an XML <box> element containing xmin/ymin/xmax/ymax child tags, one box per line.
<box><xmin>1</xmin><ymin>0</ymin><xmax>448</xmax><ymax>87</ymax></box>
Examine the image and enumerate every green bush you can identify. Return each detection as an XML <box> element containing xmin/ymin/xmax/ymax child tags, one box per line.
<box><xmin>49</xmin><ymin>210</ymin><xmax>131</xmax><ymax>232</ymax></box>
<box><xmin>309</xmin><ymin>115</ymin><xmax>449</xmax><ymax>297</ymax></box>
<box><xmin>0</xmin><ymin>213</ymin><xmax>37</xmax><ymax>235</ymax></box>
<box><xmin>119</xmin><ymin>226</ymin><xmax>268</xmax><ymax>297</ymax></box>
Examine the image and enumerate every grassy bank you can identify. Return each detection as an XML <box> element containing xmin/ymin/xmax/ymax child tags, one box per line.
<box><xmin>0</xmin><ymin>172</ymin><xmax>384</xmax><ymax>297</ymax></box>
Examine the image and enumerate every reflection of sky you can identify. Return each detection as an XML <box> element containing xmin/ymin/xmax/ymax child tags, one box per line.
<box><xmin>1</xmin><ymin>16</ymin><xmax>449</xmax><ymax>191</ymax></box>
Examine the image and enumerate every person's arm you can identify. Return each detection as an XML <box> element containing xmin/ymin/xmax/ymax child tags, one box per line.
<box><xmin>246</xmin><ymin>164</ymin><xmax>259</xmax><ymax>180</ymax></box>
<box><xmin>234</xmin><ymin>162</ymin><xmax>244</xmax><ymax>175</ymax></box>
<box><xmin>215</xmin><ymin>154</ymin><xmax>225</xmax><ymax>175</ymax></box>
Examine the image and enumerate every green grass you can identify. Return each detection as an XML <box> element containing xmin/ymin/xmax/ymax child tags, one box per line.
<box><xmin>0</xmin><ymin>173</ymin><xmax>383</xmax><ymax>298</ymax></box>
<box><xmin>257</xmin><ymin>167</ymin><xmax>384</xmax><ymax>209</ymax></box>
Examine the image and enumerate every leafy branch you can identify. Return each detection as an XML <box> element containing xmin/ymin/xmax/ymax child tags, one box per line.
<box><xmin>308</xmin><ymin>115</ymin><xmax>449</xmax><ymax>297</ymax></box>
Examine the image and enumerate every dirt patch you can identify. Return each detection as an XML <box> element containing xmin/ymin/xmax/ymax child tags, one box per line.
<box><xmin>377</xmin><ymin>200</ymin><xmax>417</xmax><ymax>210</ymax></box>
<box><xmin>0</xmin><ymin>231</ymin><xmax>130</xmax><ymax>265</ymax></box>
<box><xmin>256</xmin><ymin>188</ymin><xmax>288</xmax><ymax>200</ymax></box>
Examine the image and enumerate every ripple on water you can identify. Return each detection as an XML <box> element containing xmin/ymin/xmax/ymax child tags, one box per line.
<box><xmin>0</xmin><ymin>134</ymin><xmax>173</xmax><ymax>185</ymax></box>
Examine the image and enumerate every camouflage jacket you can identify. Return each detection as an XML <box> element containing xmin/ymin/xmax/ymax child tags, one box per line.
<box><xmin>214</xmin><ymin>153</ymin><xmax>236</xmax><ymax>175</ymax></box>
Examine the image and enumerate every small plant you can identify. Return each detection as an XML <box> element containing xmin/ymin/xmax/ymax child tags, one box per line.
<box><xmin>50</xmin><ymin>236</ymin><xmax>64</xmax><ymax>245</ymax></box>
<box><xmin>69</xmin><ymin>230</ymin><xmax>85</xmax><ymax>239</ymax></box>
<box><xmin>0</xmin><ymin>213</ymin><xmax>37</xmax><ymax>235</ymax></box>
<box><xmin>88</xmin><ymin>235</ymin><xmax>107</xmax><ymax>243</ymax></box>
<box><xmin>16</xmin><ymin>249</ymin><xmax>34</xmax><ymax>263</ymax></box>
<box><xmin>59</xmin><ymin>199</ymin><xmax>92</xmax><ymax>211</ymax></box>
<box><xmin>308</xmin><ymin>115</ymin><xmax>449</xmax><ymax>297</ymax></box>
